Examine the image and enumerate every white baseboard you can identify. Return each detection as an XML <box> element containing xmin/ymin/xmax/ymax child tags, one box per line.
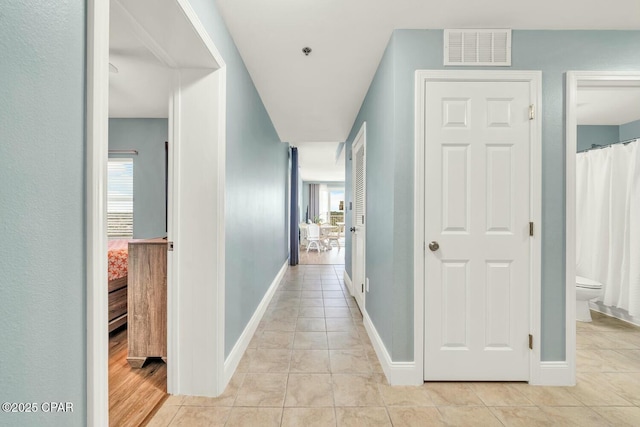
<box><xmin>590</xmin><ymin>301</ymin><xmax>640</xmax><ymax>327</ymax></box>
<box><xmin>363</xmin><ymin>311</ymin><xmax>422</xmax><ymax>386</ymax></box>
<box><xmin>344</xmin><ymin>271</ymin><xmax>353</xmax><ymax>296</ymax></box>
<box><xmin>531</xmin><ymin>361</ymin><xmax>574</xmax><ymax>386</ymax></box>
<box><xmin>223</xmin><ymin>261</ymin><xmax>288</xmax><ymax>385</ymax></box>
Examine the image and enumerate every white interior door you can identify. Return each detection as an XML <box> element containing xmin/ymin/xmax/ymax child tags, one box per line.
<box><xmin>351</xmin><ymin>125</ymin><xmax>366</xmax><ymax>310</ymax></box>
<box><xmin>424</xmin><ymin>80</ymin><xmax>532</xmax><ymax>381</ymax></box>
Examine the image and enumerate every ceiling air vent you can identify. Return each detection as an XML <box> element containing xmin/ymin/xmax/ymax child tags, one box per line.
<box><xmin>444</xmin><ymin>29</ymin><xmax>511</xmax><ymax>66</ymax></box>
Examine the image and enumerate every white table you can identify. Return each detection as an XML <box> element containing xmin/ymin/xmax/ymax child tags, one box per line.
<box><xmin>300</xmin><ymin>223</ymin><xmax>337</xmax><ymax>250</ymax></box>
<box><xmin>319</xmin><ymin>224</ymin><xmax>338</xmax><ymax>250</ymax></box>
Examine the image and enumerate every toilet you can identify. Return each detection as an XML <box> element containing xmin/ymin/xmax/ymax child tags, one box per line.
<box><xmin>576</xmin><ymin>276</ymin><xmax>604</xmax><ymax>322</ymax></box>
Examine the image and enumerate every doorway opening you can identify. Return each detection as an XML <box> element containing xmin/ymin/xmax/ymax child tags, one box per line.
<box><xmin>566</xmin><ymin>71</ymin><xmax>640</xmax><ymax>387</ymax></box>
<box><xmin>106</xmin><ymin>3</ymin><xmax>173</xmax><ymax>423</ymax></box>
<box><xmin>294</xmin><ymin>141</ymin><xmax>347</xmax><ymax>266</ymax></box>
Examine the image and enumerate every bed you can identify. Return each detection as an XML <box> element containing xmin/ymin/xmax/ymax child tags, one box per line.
<box><xmin>108</xmin><ymin>239</ymin><xmax>132</xmax><ymax>332</ymax></box>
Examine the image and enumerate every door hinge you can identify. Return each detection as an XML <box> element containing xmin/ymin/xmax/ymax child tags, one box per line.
<box><xmin>529</xmin><ymin>104</ymin><xmax>535</xmax><ymax>120</ymax></box>
<box><xmin>529</xmin><ymin>222</ymin><xmax>534</xmax><ymax>237</ymax></box>
<box><xmin>361</xmin><ymin>283</ymin><xmax>364</xmax><ymax>293</ymax></box>
<box><xmin>529</xmin><ymin>334</ymin><xmax>533</xmax><ymax>350</ymax></box>
<box><xmin>168</xmin><ymin>241</ymin><xmax>174</xmax><ymax>251</ymax></box>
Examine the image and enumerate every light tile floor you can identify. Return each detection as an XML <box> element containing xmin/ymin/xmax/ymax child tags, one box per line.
<box><xmin>149</xmin><ymin>265</ymin><xmax>640</xmax><ymax>426</ymax></box>
<box><xmin>299</xmin><ymin>243</ymin><xmax>346</xmax><ymax>265</ymax></box>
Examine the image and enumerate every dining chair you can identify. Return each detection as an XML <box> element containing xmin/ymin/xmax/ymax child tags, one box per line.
<box><xmin>299</xmin><ymin>223</ymin><xmax>309</xmax><ymax>248</ymax></box>
<box><xmin>326</xmin><ymin>226</ymin><xmax>340</xmax><ymax>248</ymax></box>
<box><xmin>306</xmin><ymin>223</ymin><xmax>323</xmax><ymax>252</ymax></box>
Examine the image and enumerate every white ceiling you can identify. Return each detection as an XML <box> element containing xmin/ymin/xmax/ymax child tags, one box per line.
<box><xmin>577</xmin><ymin>85</ymin><xmax>640</xmax><ymax>125</ymax></box>
<box><xmin>109</xmin><ymin>4</ymin><xmax>173</xmax><ymax>118</ymax></box>
<box><xmin>296</xmin><ymin>141</ymin><xmax>346</xmax><ymax>182</ymax></box>
<box><xmin>216</xmin><ymin>0</ymin><xmax>640</xmax><ymax>144</ymax></box>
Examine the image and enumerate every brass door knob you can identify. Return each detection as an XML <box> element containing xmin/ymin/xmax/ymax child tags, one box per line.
<box><xmin>428</xmin><ymin>241</ymin><xmax>440</xmax><ymax>252</ymax></box>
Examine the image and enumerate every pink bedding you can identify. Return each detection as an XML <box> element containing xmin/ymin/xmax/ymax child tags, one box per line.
<box><xmin>108</xmin><ymin>239</ymin><xmax>130</xmax><ymax>281</ymax></box>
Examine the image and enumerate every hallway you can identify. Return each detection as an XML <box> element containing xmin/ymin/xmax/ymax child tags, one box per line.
<box><xmin>148</xmin><ymin>265</ymin><xmax>640</xmax><ymax>426</ymax></box>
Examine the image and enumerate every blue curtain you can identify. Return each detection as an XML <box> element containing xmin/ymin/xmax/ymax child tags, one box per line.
<box><xmin>289</xmin><ymin>147</ymin><xmax>299</xmax><ymax>265</ymax></box>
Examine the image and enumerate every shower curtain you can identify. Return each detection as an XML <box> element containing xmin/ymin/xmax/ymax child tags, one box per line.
<box><xmin>576</xmin><ymin>139</ymin><xmax>640</xmax><ymax>316</ymax></box>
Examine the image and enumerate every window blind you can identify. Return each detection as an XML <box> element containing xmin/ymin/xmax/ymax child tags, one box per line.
<box><xmin>107</xmin><ymin>158</ymin><xmax>134</xmax><ymax>238</ymax></box>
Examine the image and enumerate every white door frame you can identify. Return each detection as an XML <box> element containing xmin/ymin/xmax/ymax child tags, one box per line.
<box><xmin>414</xmin><ymin>70</ymin><xmax>542</xmax><ymax>384</ymax></box>
<box><xmin>565</xmin><ymin>70</ymin><xmax>640</xmax><ymax>388</ymax></box>
<box><xmin>351</xmin><ymin>122</ymin><xmax>367</xmax><ymax>310</ymax></box>
<box><xmin>87</xmin><ymin>0</ymin><xmax>226</xmax><ymax>424</ymax></box>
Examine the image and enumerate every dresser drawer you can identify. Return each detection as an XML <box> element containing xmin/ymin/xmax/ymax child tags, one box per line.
<box><xmin>108</xmin><ymin>287</ymin><xmax>128</xmax><ymax>322</ymax></box>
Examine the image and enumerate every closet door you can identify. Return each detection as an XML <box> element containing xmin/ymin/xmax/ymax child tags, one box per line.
<box><xmin>423</xmin><ymin>79</ymin><xmax>532</xmax><ymax>380</ymax></box>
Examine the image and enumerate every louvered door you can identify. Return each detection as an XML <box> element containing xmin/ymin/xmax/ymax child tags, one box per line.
<box><xmin>351</xmin><ymin>125</ymin><xmax>366</xmax><ymax>310</ymax></box>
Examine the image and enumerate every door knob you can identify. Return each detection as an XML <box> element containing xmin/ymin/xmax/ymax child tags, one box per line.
<box><xmin>428</xmin><ymin>241</ymin><xmax>440</xmax><ymax>252</ymax></box>
<box><xmin>350</xmin><ymin>227</ymin><xmax>356</xmax><ymax>232</ymax></box>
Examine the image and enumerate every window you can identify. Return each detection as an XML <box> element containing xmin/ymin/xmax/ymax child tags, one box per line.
<box><xmin>107</xmin><ymin>158</ymin><xmax>134</xmax><ymax>238</ymax></box>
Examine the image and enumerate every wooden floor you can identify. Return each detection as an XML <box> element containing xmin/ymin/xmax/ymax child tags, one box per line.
<box><xmin>110</xmin><ymin>327</ymin><xmax>167</xmax><ymax>427</ymax></box>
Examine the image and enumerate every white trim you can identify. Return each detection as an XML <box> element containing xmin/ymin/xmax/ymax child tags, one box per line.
<box><xmin>177</xmin><ymin>0</ymin><xmax>225</xmax><ymax>68</ymax></box>
<box><xmin>223</xmin><ymin>261</ymin><xmax>288</xmax><ymax>384</ymax></box>
<box><xmin>167</xmin><ymin>78</ymin><xmax>180</xmax><ymax>395</ymax></box>
<box><xmin>537</xmin><ymin>362</ymin><xmax>573</xmax><ymax>386</ymax></box>
<box><xmin>87</xmin><ymin>0</ymin><xmax>110</xmax><ymax>424</ymax></box>
<box><xmin>413</xmin><ymin>70</ymin><xmax>426</xmax><ymax>385</ymax></box>
<box><xmin>363</xmin><ymin>311</ymin><xmax>421</xmax><ymax>386</ymax></box>
<box><xmin>565</xmin><ymin>71</ymin><xmax>640</xmax><ymax>388</ymax></box>
<box><xmin>528</xmin><ymin>72</ymin><xmax>543</xmax><ymax>385</ymax></box>
<box><xmin>565</xmin><ymin>71</ymin><xmax>579</xmax><ymax>388</ymax></box>
<box><xmin>215</xmin><ymin>65</ymin><xmax>228</xmax><ymax>398</ymax></box>
<box><xmin>414</xmin><ymin>70</ymin><xmax>542</xmax><ymax>385</ymax></box>
<box><xmin>343</xmin><ymin>270</ymin><xmax>353</xmax><ymax>297</ymax></box>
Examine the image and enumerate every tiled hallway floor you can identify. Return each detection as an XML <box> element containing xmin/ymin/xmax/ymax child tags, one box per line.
<box><xmin>149</xmin><ymin>265</ymin><xmax>640</xmax><ymax>426</ymax></box>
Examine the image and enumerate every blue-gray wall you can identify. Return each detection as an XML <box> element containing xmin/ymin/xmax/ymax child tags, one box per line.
<box><xmin>345</xmin><ymin>35</ymin><xmax>398</xmax><ymax>357</ymax></box>
<box><xmin>577</xmin><ymin>119</ymin><xmax>640</xmax><ymax>152</ymax></box>
<box><xmin>109</xmin><ymin>118</ymin><xmax>168</xmax><ymax>239</ymax></box>
<box><xmin>188</xmin><ymin>0</ymin><xmax>289</xmax><ymax>357</ymax></box>
<box><xmin>620</xmin><ymin>118</ymin><xmax>640</xmax><ymax>141</ymax></box>
<box><xmin>577</xmin><ymin>125</ymin><xmax>619</xmax><ymax>152</ymax></box>
<box><xmin>0</xmin><ymin>1</ymin><xmax>86</xmax><ymax>426</ymax></box>
<box><xmin>346</xmin><ymin>30</ymin><xmax>640</xmax><ymax>362</ymax></box>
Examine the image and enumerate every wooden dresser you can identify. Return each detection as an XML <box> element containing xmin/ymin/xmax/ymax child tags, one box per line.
<box><xmin>108</xmin><ymin>276</ymin><xmax>128</xmax><ymax>332</ymax></box>
<box><xmin>127</xmin><ymin>238</ymin><xmax>167</xmax><ymax>368</ymax></box>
